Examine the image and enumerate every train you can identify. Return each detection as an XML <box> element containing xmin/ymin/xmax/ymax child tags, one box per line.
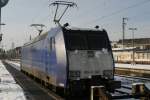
<box><xmin>113</xmin><ymin>48</ymin><xmax>150</xmax><ymax>64</ymax></box>
<box><xmin>21</xmin><ymin>25</ymin><xmax>120</xmax><ymax>98</ymax></box>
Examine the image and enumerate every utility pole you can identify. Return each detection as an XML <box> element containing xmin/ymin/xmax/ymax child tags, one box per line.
<box><xmin>0</xmin><ymin>0</ymin><xmax>9</xmax><ymax>39</ymax></box>
<box><xmin>129</xmin><ymin>27</ymin><xmax>137</xmax><ymax>65</ymax></box>
<box><xmin>29</xmin><ymin>35</ymin><xmax>32</xmax><ymax>40</ymax></box>
<box><xmin>122</xmin><ymin>17</ymin><xmax>128</xmax><ymax>49</ymax></box>
<box><xmin>11</xmin><ymin>42</ymin><xmax>15</xmax><ymax>50</ymax></box>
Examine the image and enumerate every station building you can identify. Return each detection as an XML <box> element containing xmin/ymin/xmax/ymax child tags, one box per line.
<box><xmin>112</xmin><ymin>38</ymin><xmax>150</xmax><ymax>64</ymax></box>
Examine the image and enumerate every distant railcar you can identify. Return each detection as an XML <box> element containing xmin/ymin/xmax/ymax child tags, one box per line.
<box><xmin>113</xmin><ymin>49</ymin><xmax>150</xmax><ymax>64</ymax></box>
<box><xmin>21</xmin><ymin>26</ymin><xmax>120</xmax><ymax>97</ymax></box>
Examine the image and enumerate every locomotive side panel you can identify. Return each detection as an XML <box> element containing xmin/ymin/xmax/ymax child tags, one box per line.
<box><xmin>54</xmin><ymin>30</ymin><xmax>67</xmax><ymax>88</ymax></box>
<box><xmin>21</xmin><ymin>35</ymin><xmax>48</xmax><ymax>83</ymax></box>
<box><xmin>45</xmin><ymin>28</ymin><xmax>67</xmax><ymax>88</ymax></box>
<box><xmin>21</xmin><ymin>27</ymin><xmax>68</xmax><ymax>90</ymax></box>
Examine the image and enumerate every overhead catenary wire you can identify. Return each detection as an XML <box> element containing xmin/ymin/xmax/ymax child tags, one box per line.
<box><xmin>29</xmin><ymin>0</ymin><xmax>52</xmax><ymax>38</ymax></box>
<box><xmin>70</xmin><ymin>1</ymin><xmax>107</xmax><ymax>21</ymax></box>
<box><xmin>128</xmin><ymin>9</ymin><xmax>150</xmax><ymax>22</ymax></box>
<box><xmin>80</xmin><ymin>0</ymin><xmax>150</xmax><ymax>26</ymax></box>
<box><xmin>31</xmin><ymin>0</ymin><xmax>50</xmax><ymax>24</ymax></box>
<box><xmin>32</xmin><ymin>0</ymin><xmax>150</xmax><ymax>29</ymax></box>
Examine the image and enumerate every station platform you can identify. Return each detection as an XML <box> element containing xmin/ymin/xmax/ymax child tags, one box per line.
<box><xmin>2</xmin><ymin>60</ymin><xmax>57</xmax><ymax>100</ymax></box>
<box><xmin>115</xmin><ymin>63</ymin><xmax>150</xmax><ymax>78</ymax></box>
<box><xmin>0</xmin><ymin>60</ymin><xmax>26</xmax><ymax>100</ymax></box>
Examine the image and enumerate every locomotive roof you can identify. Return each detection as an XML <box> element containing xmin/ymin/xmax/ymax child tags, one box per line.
<box><xmin>23</xmin><ymin>26</ymin><xmax>107</xmax><ymax>47</ymax></box>
<box><xmin>23</xmin><ymin>27</ymin><xmax>62</xmax><ymax>46</ymax></box>
<box><xmin>24</xmin><ymin>32</ymin><xmax>48</xmax><ymax>46</ymax></box>
<box><xmin>63</xmin><ymin>27</ymin><xmax>107</xmax><ymax>33</ymax></box>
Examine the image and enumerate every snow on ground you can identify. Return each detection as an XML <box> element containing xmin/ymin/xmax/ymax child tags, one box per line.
<box><xmin>115</xmin><ymin>75</ymin><xmax>150</xmax><ymax>96</ymax></box>
<box><xmin>145</xmin><ymin>83</ymin><xmax>150</xmax><ymax>90</ymax></box>
<box><xmin>115</xmin><ymin>63</ymin><xmax>150</xmax><ymax>70</ymax></box>
<box><xmin>5</xmin><ymin>60</ymin><xmax>150</xmax><ymax>99</ymax></box>
<box><xmin>0</xmin><ymin>60</ymin><xmax>26</xmax><ymax>100</ymax></box>
<box><xmin>5</xmin><ymin>60</ymin><xmax>20</xmax><ymax>71</ymax></box>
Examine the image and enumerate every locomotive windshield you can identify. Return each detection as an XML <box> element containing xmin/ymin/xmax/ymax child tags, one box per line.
<box><xmin>64</xmin><ymin>30</ymin><xmax>111</xmax><ymax>50</ymax></box>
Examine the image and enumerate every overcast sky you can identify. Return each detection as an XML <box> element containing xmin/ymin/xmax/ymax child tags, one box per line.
<box><xmin>1</xmin><ymin>0</ymin><xmax>150</xmax><ymax>50</ymax></box>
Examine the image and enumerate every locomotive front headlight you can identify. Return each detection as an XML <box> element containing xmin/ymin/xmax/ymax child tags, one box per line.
<box><xmin>88</xmin><ymin>75</ymin><xmax>92</xmax><ymax>79</ymax></box>
<box><xmin>69</xmin><ymin>71</ymin><xmax>81</xmax><ymax>78</ymax></box>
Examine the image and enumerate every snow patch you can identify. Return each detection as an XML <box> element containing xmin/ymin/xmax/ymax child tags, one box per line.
<box><xmin>0</xmin><ymin>60</ymin><xmax>26</xmax><ymax>100</ymax></box>
<box><xmin>115</xmin><ymin>63</ymin><xmax>150</xmax><ymax>70</ymax></box>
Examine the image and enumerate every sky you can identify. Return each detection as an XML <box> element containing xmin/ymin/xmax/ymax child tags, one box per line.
<box><xmin>1</xmin><ymin>0</ymin><xmax>150</xmax><ymax>50</ymax></box>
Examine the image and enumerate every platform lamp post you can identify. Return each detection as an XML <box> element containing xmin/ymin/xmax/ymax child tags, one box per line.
<box><xmin>129</xmin><ymin>27</ymin><xmax>137</xmax><ymax>65</ymax></box>
<box><xmin>0</xmin><ymin>0</ymin><xmax>9</xmax><ymax>42</ymax></box>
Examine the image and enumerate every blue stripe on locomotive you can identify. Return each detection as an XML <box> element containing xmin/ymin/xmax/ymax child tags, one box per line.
<box><xmin>21</xmin><ymin>27</ymin><xmax>67</xmax><ymax>88</ymax></box>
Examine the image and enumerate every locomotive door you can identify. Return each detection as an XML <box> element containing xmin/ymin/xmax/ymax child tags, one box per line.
<box><xmin>45</xmin><ymin>37</ymin><xmax>56</xmax><ymax>82</ymax></box>
<box><xmin>45</xmin><ymin>38</ymin><xmax>51</xmax><ymax>79</ymax></box>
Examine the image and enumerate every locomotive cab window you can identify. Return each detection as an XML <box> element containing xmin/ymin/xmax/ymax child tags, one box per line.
<box><xmin>65</xmin><ymin>34</ymin><xmax>88</xmax><ymax>50</ymax></box>
<box><xmin>63</xmin><ymin>30</ymin><xmax>111</xmax><ymax>51</ymax></box>
<box><xmin>87</xmin><ymin>34</ymin><xmax>109</xmax><ymax>50</ymax></box>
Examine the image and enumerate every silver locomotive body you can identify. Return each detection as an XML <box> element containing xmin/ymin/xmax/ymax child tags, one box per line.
<box><xmin>21</xmin><ymin>26</ymin><xmax>119</xmax><ymax>97</ymax></box>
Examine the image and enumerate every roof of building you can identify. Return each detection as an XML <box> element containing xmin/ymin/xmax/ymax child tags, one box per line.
<box><xmin>118</xmin><ymin>38</ymin><xmax>150</xmax><ymax>45</ymax></box>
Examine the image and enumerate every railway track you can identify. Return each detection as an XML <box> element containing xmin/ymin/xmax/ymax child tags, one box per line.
<box><xmin>115</xmin><ymin>74</ymin><xmax>150</xmax><ymax>92</ymax></box>
<box><xmin>112</xmin><ymin>74</ymin><xmax>150</xmax><ymax>99</ymax></box>
<box><xmin>4</xmin><ymin>60</ymin><xmax>150</xmax><ymax>100</ymax></box>
<box><xmin>115</xmin><ymin>74</ymin><xmax>150</xmax><ymax>82</ymax></box>
<box><xmin>4</xmin><ymin>61</ymin><xmax>89</xmax><ymax>100</ymax></box>
<box><xmin>3</xmin><ymin>61</ymin><xmax>64</xmax><ymax>100</ymax></box>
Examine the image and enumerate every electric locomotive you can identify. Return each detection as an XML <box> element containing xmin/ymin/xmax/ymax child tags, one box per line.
<box><xmin>21</xmin><ymin>25</ymin><xmax>120</xmax><ymax>97</ymax></box>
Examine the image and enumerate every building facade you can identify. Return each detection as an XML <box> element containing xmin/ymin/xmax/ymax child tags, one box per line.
<box><xmin>112</xmin><ymin>38</ymin><xmax>150</xmax><ymax>64</ymax></box>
